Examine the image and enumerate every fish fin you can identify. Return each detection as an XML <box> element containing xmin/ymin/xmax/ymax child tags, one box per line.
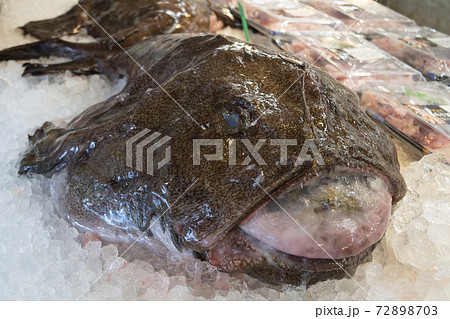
<box><xmin>19</xmin><ymin>121</ymin><xmax>92</xmax><ymax>176</ymax></box>
<box><xmin>22</xmin><ymin>57</ymin><xmax>101</xmax><ymax>77</ymax></box>
<box><xmin>20</xmin><ymin>5</ymin><xmax>85</xmax><ymax>40</ymax></box>
<box><xmin>0</xmin><ymin>40</ymin><xmax>60</xmax><ymax>61</ymax></box>
<box><xmin>0</xmin><ymin>39</ymin><xmax>112</xmax><ymax>61</ymax></box>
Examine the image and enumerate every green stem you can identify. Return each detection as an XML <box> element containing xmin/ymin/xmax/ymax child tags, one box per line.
<box><xmin>238</xmin><ymin>2</ymin><xmax>250</xmax><ymax>42</ymax></box>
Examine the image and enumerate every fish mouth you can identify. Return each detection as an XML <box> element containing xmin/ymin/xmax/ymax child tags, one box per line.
<box><xmin>204</xmin><ymin>166</ymin><xmax>393</xmax><ymax>283</ymax></box>
<box><xmin>241</xmin><ymin>167</ymin><xmax>392</xmax><ymax>260</ymax></box>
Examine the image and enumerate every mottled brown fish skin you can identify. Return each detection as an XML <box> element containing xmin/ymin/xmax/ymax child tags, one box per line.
<box><xmin>18</xmin><ymin>34</ymin><xmax>406</xmax><ymax>286</ymax></box>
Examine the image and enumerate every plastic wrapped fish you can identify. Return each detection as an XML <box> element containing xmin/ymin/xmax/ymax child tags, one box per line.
<box><xmin>304</xmin><ymin>0</ymin><xmax>416</xmax><ymax>33</ymax></box>
<box><xmin>236</xmin><ymin>0</ymin><xmax>346</xmax><ymax>34</ymax></box>
<box><xmin>1</xmin><ymin>32</ymin><xmax>406</xmax><ymax>286</ymax></box>
<box><xmin>359</xmin><ymin>82</ymin><xmax>450</xmax><ymax>152</ymax></box>
<box><xmin>367</xmin><ymin>27</ymin><xmax>450</xmax><ymax>85</ymax></box>
<box><xmin>277</xmin><ymin>31</ymin><xmax>425</xmax><ymax>89</ymax></box>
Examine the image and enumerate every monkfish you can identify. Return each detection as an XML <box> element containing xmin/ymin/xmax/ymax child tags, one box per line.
<box><xmin>1</xmin><ymin>32</ymin><xmax>406</xmax><ymax>286</ymax></box>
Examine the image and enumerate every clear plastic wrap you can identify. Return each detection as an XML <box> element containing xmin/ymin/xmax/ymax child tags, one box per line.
<box><xmin>367</xmin><ymin>27</ymin><xmax>450</xmax><ymax>85</ymax></box>
<box><xmin>359</xmin><ymin>82</ymin><xmax>450</xmax><ymax>152</ymax></box>
<box><xmin>304</xmin><ymin>0</ymin><xmax>416</xmax><ymax>33</ymax></box>
<box><xmin>278</xmin><ymin>31</ymin><xmax>425</xmax><ymax>89</ymax></box>
<box><xmin>236</xmin><ymin>0</ymin><xmax>346</xmax><ymax>35</ymax></box>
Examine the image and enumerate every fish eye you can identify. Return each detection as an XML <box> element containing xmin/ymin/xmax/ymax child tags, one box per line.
<box><xmin>222</xmin><ymin>111</ymin><xmax>240</xmax><ymax>127</ymax></box>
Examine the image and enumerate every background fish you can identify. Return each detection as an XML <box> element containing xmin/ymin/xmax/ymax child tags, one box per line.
<box><xmin>20</xmin><ymin>0</ymin><xmax>235</xmax><ymax>40</ymax></box>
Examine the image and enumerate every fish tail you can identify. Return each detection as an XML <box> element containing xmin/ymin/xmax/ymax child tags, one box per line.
<box><xmin>0</xmin><ymin>39</ymin><xmax>77</xmax><ymax>61</ymax></box>
<box><xmin>22</xmin><ymin>57</ymin><xmax>101</xmax><ymax>77</ymax></box>
<box><xmin>0</xmin><ymin>38</ymin><xmax>112</xmax><ymax>62</ymax></box>
<box><xmin>0</xmin><ymin>40</ymin><xmax>58</xmax><ymax>61</ymax></box>
<box><xmin>20</xmin><ymin>5</ymin><xmax>85</xmax><ymax>40</ymax></box>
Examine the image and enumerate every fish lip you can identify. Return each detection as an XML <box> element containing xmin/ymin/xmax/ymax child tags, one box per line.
<box><xmin>205</xmin><ymin>225</ymin><xmax>379</xmax><ymax>285</ymax></box>
<box><xmin>239</xmin><ymin>163</ymin><xmax>394</xmax><ymax>228</ymax></box>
